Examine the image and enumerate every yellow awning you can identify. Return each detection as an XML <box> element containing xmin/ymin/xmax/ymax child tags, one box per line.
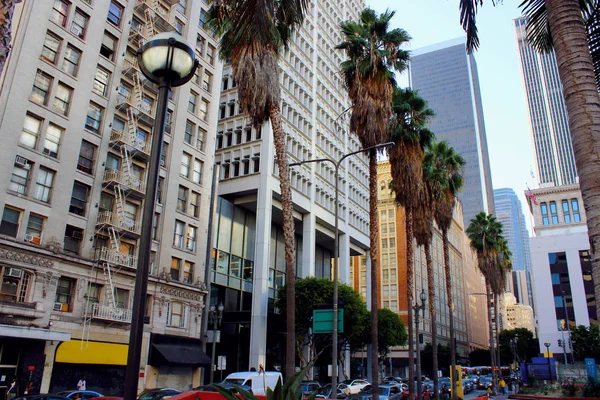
<box><xmin>56</xmin><ymin>340</ymin><xmax>128</xmax><ymax>365</ymax></box>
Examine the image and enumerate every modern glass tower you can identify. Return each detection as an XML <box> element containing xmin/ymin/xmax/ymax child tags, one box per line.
<box><xmin>514</xmin><ymin>16</ymin><xmax>578</xmax><ymax>187</ymax></box>
<box><xmin>494</xmin><ymin>188</ymin><xmax>534</xmax><ymax>309</ymax></box>
<box><xmin>409</xmin><ymin>38</ymin><xmax>495</xmax><ymax>225</ymax></box>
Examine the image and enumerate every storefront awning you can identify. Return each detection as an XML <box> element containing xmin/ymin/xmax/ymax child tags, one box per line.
<box><xmin>152</xmin><ymin>343</ymin><xmax>211</xmax><ymax>366</ymax></box>
<box><xmin>56</xmin><ymin>340</ymin><xmax>128</xmax><ymax>365</ymax></box>
<box><xmin>0</xmin><ymin>324</ymin><xmax>71</xmax><ymax>342</ymax></box>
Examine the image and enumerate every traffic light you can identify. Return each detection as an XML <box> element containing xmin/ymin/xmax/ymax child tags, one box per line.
<box><xmin>558</xmin><ymin>339</ymin><xmax>563</xmax><ymax>347</ymax></box>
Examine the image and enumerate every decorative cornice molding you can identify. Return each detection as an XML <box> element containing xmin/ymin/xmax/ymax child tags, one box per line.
<box><xmin>0</xmin><ymin>247</ymin><xmax>54</xmax><ymax>268</ymax></box>
<box><xmin>159</xmin><ymin>285</ymin><xmax>206</xmax><ymax>302</ymax></box>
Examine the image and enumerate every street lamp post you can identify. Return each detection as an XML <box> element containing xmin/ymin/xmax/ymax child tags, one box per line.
<box><xmin>413</xmin><ymin>289</ymin><xmax>426</xmax><ymax>400</ymax></box>
<box><xmin>544</xmin><ymin>342</ymin><xmax>552</xmax><ymax>384</ymax></box>
<box><xmin>290</xmin><ymin>142</ymin><xmax>394</xmax><ymax>394</ymax></box>
<box><xmin>124</xmin><ymin>32</ymin><xmax>198</xmax><ymax>400</ymax></box>
<box><xmin>209</xmin><ymin>303</ymin><xmax>225</xmax><ymax>384</ymax></box>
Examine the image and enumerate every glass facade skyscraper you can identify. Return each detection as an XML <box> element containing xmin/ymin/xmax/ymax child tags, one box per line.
<box><xmin>514</xmin><ymin>17</ymin><xmax>578</xmax><ymax>187</ymax></box>
<box><xmin>410</xmin><ymin>38</ymin><xmax>494</xmax><ymax>225</ymax></box>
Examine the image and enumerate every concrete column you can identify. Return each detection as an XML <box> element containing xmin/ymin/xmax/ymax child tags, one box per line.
<box><xmin>249</xmin><ymin>125</ymin><xmax>274</xmax><ymax>370</ymax></box>
<box><xmin>40</xmin><ymin>341</ymin><xmax>59</xmax><ymax>393</ymax></box>
<box><xmin>339</xmin><ymin>233</ymin><xmax>351</xmax><ymax>285</ymax></box>
<box><xmin>301</xmin><ymin>213</ymin><xmax>316</xmax><ymax>278</ymax></box>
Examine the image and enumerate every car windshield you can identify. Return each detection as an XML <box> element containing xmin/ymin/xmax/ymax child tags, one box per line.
<box><xmin>225</xmin><ymin>379</ymin><xmax>247</xmax><ymax>385</ymax></box>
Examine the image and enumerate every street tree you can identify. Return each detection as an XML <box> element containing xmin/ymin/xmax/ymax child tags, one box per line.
<box><xmin>377</xmin><ymin>308</ymin><xmax>408</xmax><ymax>361</ymax></box>
<box><xmin>498</xmin><ymin>328</ymin><xmax>539</xmax><ymax>365</ymax></box>
<box><xmin>570</xmin><ymin>324</ymin><xmax>600</xmax><ymax>361</ymax></box>
<box><xmin>207</xmin><ymin>0</ymin><xmax>309</xmax><ymax>379</ymax></box>
<box><xmin>337</xmin><ymin>9</ymin><xmax>410</xmax><ymax>395</ymax></box>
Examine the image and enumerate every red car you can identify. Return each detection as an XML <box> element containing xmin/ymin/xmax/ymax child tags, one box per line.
<box><xmin>401</xmin><ymin>383</ymin><xmax>430</xmax><ymax>400</ymax></box>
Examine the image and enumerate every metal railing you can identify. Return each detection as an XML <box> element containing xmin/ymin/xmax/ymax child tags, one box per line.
<box><xmin>91</xmin><ymin>303</ymin><xmax>132</xmax><ymax>323</ymax></box>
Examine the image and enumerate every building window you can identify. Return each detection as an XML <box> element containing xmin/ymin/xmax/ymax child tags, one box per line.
<box><xmin>207</xmin><ymin>45</ymin><xmax>215</xmax><ymax>65</ymax></box>
<box><xmin>64</xmin><ymin>225</ymin><xmax>83</xmax><ymax>254</ymax></box>
<box><xmin>0</xmin><ymin>267</ymin><xmax>32</xmax><ymax>303</ymax></box>
<box><xmin>571</xmin><ymin>199</ymin><xmax>581</xmax><ymax>222</ymax></box>
<box><xmin>177</xmin><ymin>185</ymin><xmax>188</xmax><ymax>212</ymax></box>
<box><xmin>77</xmin><ymin>141</ymin><xmax>95</xmax><ymax>174</ymax></box>
<box><xmin>33</xmin><ymin>167</ymin><xmax>55</xmax><ymax>203</ymax></box>
<box><xmin>202</xmin><ymin>70</ymin><xmax>212</xmax><ymax>91</ymax></box>
<box><xmin>0</xmin><ymin>207</ymin><xmax>21</xmax><ymax>238</ymax></box>
<box><xmin>183</xmin><ymin>261</ymin><xmax>193</xmax><ymax>283</ymax></box>
<box><xmin>51</xmin><ymin>0</ymin><xmax>70</xmax><ymax>27</ymax></box>
<box><xmin>114</xmin><ymin>288</ymin><xmax>129</xmax><ymax>309</ymax></box>
<box><xmin>55</xmin><ymin>277</ymin><xmax>75</xmax><ymax>311</ymax></box>
<box><xmin>10</xmin><ymin>158</ymin><xmax>31</xmax><ymax>195</ymax></box>
<box><xmin>190</xmin><ymin>191</ymin><xmax>200</xmax><ymax>218</ymax></box>
<box><xmin>175</xmin><ymin>19</ymin><xmax>184</xmax><ymax>34</ymax></box>
<box><xmin>61</xmin><ymin>45</ymin><xmax>81</xmax><ymax>76</ymax></box>
<box><xmin>550</xmin><ymin>201</ymin><xmax>558</xmax><ymax>224</ymax></box>
<box><xmin>53</xmin><ymin>83</ymin><xmax>73</xmax><ymax>115</ymax></box>
<box><xmin>93</xmin><ymin>66</ymin><xmax>110</xmax><ymax>97</ymax></box>
<box><xmin>167</xmin><ymin>301</ymin><xmax>188</xmax><ymax>328</ymax></box>
<box><xmin>31</xmin><ymin>70</ymin><xmax>52</xmax><ymax>105</ymax></box>
<box><xmin>170</xmin><ymin>257</ymin><xmax>181</xmax><ymax>281</ymax></box>
<box><xmin>192</xmin><ymin>159</ymin><xmax>202</xmax><ymax>184</ymax></box>
<box><xmin>70</xmin><ymin>9</ymin><xmax>89</xmax><ymax>39</ymax></box>
<box><xmin>26</xmin><ymin>214</ymin><xmax>45</xmax><ymax>243</ymax></box>
<box><xmin>196</xmin><ymin>128</ymin><xmax>206</xmax><ymax>152</ymax></box>
<box><xmin>562</xmin><ymin>200</ymin><xmax>571</xmax><ymax>223</ymax></box>
<box><xmin>69</xmin><ymin>181</ymin><xmax>90</xmax><ymax>216</ymax></box>
<box><xmin>196</xmin><ymin>35</ymin><xmax>205</xmax><ymax>57</ymax></box>
<box><xmin>181</xmin><ymin>153</ymin><xmax>191</xmax><ymax>177</ymax></box>
<box><xmin>85</xmin><ymin>102</ymin><xmax>103</xmax><ymax>134</ymax></box>
<box><xmin>188</xmin><ymin>92</ymin><xmax>197</xmax><ymax>113</ymax></box>
<box><xmin>186</xmin><ymin>226</ymin><xmax>197</xmax><ymax>252</ymax></box>
<box><xmin>152</xmin><ymin>212</ymin><xmax>160</xmax><ymax>241</ymax></box>
<box><xmin>199</xmin><ymin>98</ymin><xmax>209</xmax><ymax>121</ymax></box>
<box><xmin>157</xmin><ymin>177</ymin><xmax>164</xmax><ymax>204</ymax></box>
<box><xmin>43</xmin><ymin>124</ymin><xmax>63</xmax><ymax>158</ymax></box>
<box><xmin>100</xmin><ymin>31</ymin><xmax>117</xmax><ymax>60</ymax></box>
<box><xmin>173</xmin><ymin>220</ymin><xmax>184</xmax><ymax>248</ymax></box>
<box><xmin>198</xmin><ymin>10</ymin><xmax>208</xmax><ymax>28</ymax></box>
<box><xmin>541</xmin><ymin>202</ymin><xmax>549</xmax><ymax>226</ymax></box>
<box><xmin>107</xmin><ymin>1</ymin><xmax>123</xmax><ymax>26</ymax></box>
<box><xmin>20</xmin><ymin>114</ymin><xmax>42</xmax><ymax>149</ymax></box>
<box><xmin>184</xmin><ymin>120</ymin><xmax>194</xmax><ymax>145</ymax></box>
<box><xmin>41</xmin><ymin>31</ymin><xmax>61</xmax><ymax>63</ymax></box>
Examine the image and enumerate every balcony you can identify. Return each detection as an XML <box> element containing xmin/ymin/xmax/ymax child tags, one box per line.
<box><xmin>91</xmin><ymin>303</ymin><xmax>132</xmax><ymax>323</ymax></box>
<box><xmin>96</xmin><ymin>211</ymin><xmax>141</xmax><ymax>237</ymax></box>
<box><xmin>115</xmin><ymin>93</ymin><xmax>155</xmax><ymax>126</ymax></box>
<box><xmin>103</xmin><ymin>168</ymin><xmax>146</xmax><ymax>198</ymax></box>
<box><xmin>110</xmin><ymin>130</ymin><xmax>151</xmax><ymax>160</ymax></box>
<box><xmin>95</xmin><ymin>247</ymin><xmax>138</xmax><ymax>270</ymax></box>
<box><xmin>134</xmin><ymin>0</ymin><xmax>177</xmax><ymax>33</ymax></box>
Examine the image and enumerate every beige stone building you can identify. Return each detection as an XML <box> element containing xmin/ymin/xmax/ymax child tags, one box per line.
<box><xmin>505</xmin><ymin>293</ymin><xmax>536</xmax><ymax>336</ymax></box>
<box><xmin>0</xmin><ymin>0</ymin><xmax>222</xmax><ymax>395</ymax></box>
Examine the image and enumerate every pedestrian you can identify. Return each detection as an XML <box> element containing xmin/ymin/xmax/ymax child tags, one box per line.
<box><xmin>6</xmin><ymin>377</ymin><xmax>17</xmax><ymax>400</ymax></box>
<box><xmin>23</xmin><ymin>381</ymin><xmax>33</xmax><ymax>395</ymax></box>
<box><xmin>77</xmin><ymin>376</ymin><xmax>86</xmax><ymax>391</ymax></box>
<box><xmin>500</xmin><ymin>378</ymin><xmax>507</xmax><ymax>395</ymax></box>
<box><xmin>486</xmin><ymin>385</ymin><xmax>492</xmax><ymax>398</ymax></box>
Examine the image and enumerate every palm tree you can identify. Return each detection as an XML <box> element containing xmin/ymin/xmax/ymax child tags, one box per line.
<box><xmin>337</xmin><ymin>9</ymin><xmax>410</xmax><ymax>394</ymax></box>
<box><xmin>388</xmin><ymin>88</ymin><xmax>434</xmax><ymax>398</ymax></box>
<box><xmin>0</xmin><ymin>0</ymin><xmax>21</xmax><ymax>76</ymax></box>
<box><xmin>459</xmin><ymin>0</ymin><xmax>600</xmax><ymax>324</ymax></box>
<box><xmin>430</xmin><ymin>141</ymin><xmax>465</xmax><ymax>400</ymax></box>
<box><xmin>207</xmin><ymin>0</ymin><xmax>309</xmax><ymax>379</ymax></box>
<box><xmin>466</xmin><ymin>212</ymin><xmax>505</xmax><ymax>395</ymax></box>
<box><xmin>414</xmin><ymin>148</ymin><xmax>444</xmax><ymax>400</ymax></box>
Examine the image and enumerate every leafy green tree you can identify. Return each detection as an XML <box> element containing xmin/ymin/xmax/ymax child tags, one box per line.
<box><xmin>377</xmin><ymin>308</ymin><xmax>408</xmax><ymax>360</ymax></box>
<box><xmin>207</xmin><ymin>0</ymin><xmax>309</xmax><ymax>379</ymax></box>
<box><xmin>498</xmin><ymin>328</ymin><xmax>539</xmax><ymax>365</ymax></box>
<box><xmin>421</xmin><ymin>343</ymin><xmax>457</xmax><ymax>378</ymax></box>
<box><xmin>571</xmin><ymin>324</ymin><xmax>600</xmax><ymax>361</ymax></box>
<box><xmin>469</xmin><ymin>348</ymin><xmax>491</xmax><ymax>366</ymax></box>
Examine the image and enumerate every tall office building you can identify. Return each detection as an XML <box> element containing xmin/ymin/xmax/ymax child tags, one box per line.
<box><xmin>210</xmin><ymin>0</ymin><xmax>369</xmax><ymax>375</ymax></box>
<box><xmin>493</xmin><ymin>188</ymin><xmax>534</xmax><ymax>308</ymax></box>
<box><xmin>514</xmin><ymin>17</ymin><xmax>578</xmax><ymax>187</ymax></box>
<box><xmin>0</xmin><ymin>0</ymin><xmax>222</xmax><ymax>394</ymax></box>
<box><xmin>410</xmin><ymin>38</ymin><xmax>494</xmax><ymax>225</ymax></box>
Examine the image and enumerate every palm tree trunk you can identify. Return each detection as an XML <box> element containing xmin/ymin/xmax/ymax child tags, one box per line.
<box><xmin>442</xmin><ymin>231</ymin><xmax>457</xmax><ymax>400</ymax></box>
<box><xmin>425</xmin><ymin>242</ymin><xmax>439</xmax><ymax>400</ymax></box>
<box><xmin>0</xmin><ymin>1</ymin><xmax>20</xmax><ymax>77</ymax></box>
<box><xmin>368</xmin><ymin>150</ymin><xmax>380</xmax><ymax>400</ymax></box>
<box><xmin>269</xmin><ymin>104</ymin><xmax>296</xmax><ymax>380</ymax></box>
<box><xmin>495</xmin><ymin>293</ymin><xmax>501</xmax><ymax>372</ymax></box>
<box><xmin>487</xmin><ymin>285</ymin><xmax>497</xmax><ymax>395</ymax></box>
<box><xmin>406</xmin><ymin>210</ymin><xmax>415</xmax><ymax>399</ymax></box>
<box><xmin>546</xmin><ymin>0</ymin><xmax>600</xmax><ymax>321</ymax></box>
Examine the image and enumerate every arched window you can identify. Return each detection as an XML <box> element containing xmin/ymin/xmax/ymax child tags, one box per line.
<box><xmin>0</xmin><ymin>267</ymin><xmax>33</xmax><ymax>303</ymax></box>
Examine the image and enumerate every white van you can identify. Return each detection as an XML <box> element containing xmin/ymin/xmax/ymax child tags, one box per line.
<box><xmin>223</xmin><ymin>371</ymin><xmax>283</xmax><ymax>396</ymax></box>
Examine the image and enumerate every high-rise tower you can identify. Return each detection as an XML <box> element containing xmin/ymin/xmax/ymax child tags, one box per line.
<box><xmin>514</xmin><ymin>16</ymin><xmax>578</xmax><ymax>187</ymax></box>
<box><xmin>409</xmin><ymin>38</ymin><xmax>494</xmax><ymax>225</ymax></box>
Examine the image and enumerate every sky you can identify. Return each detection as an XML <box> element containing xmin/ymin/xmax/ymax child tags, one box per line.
<box><xmin>365</xmin><ymin>0</ymin><xmax>536</xmax><ymax>233</ymax></box>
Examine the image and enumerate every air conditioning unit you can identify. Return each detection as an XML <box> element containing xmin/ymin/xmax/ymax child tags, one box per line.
<box><xmin>6</xmin><ymin>268</ymin><xmax>22</xmax><ymax>278</ymax></box>
<box><xmin>24</xmin><ymin>234</ymin><xmax>41</xmax><ymax>244</ymax></box>
<box><xmin>71</xmin><ymin>231</ymin><xmax>84</xmax><ymax>240</ymax></box>
<box><xmin>53</xmin><ymin>302</ymin><xmax>69</xmax><ymax>312</ymax></box>
<box><xmin>15</xmin><ymin>156</ymin><xmax>29</xmax><ymax>168</ymax></box>
<box><xmin>160</xmin><ymin>159</ymin><xmax>165</xmax><ymax>167</ymax></box>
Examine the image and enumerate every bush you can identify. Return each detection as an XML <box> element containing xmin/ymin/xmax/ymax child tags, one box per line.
<box><xmin>583</xmin><ymin>379</ymin><xmax>600</xmax><ymax>398</ymax></box>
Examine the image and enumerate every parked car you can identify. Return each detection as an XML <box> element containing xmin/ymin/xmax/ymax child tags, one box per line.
<box><xmin>301</xmin><ymin>381</ymin><xmax>321</xmax><ymax>398</ymax></box>
<box><xmin>15</xmin><ymin>396</ymin><xmax>70</xmax><ymax>400</ymax></box>
<box><xmin>315</xmin><ymin>384</ymin><xmax>348</xmax><ymax>399</ymax></box>
<box><xmin>138</xmin><ymin>388</ymin><xmax>181</xmax><ymax>400</ymax></box>
<box><xmin>401</xmin><ymin>383</ymin><xmax>431</xmax><ymax>400</ymax></box>
<box><xmin>342</xmin><ymin>380</ymin><xmax>370</xmax><ymax>395</ymax></box>
<box><xmin>223</xmin><ymin>371</ymin><xmax>283</xmax><ymax>396</ymax></box>
<box><xmin>350</xmin><ymin>384</ymin><xmax>402</xmax><ymax>400</ymax></box>
<box><xmin>55</xmin><ymin>391</ymin><xmax>104</xmax><ymax>400</ymax></box>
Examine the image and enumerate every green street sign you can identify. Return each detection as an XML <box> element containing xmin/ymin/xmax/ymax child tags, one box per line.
<box><xmin>313</xmin><ymin>308</ymin><xmax>344</xmax><ymax>334</ymax></box>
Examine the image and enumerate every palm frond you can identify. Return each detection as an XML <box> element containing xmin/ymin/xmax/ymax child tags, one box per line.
<box><xmin>461</xmin><ymin>0</ymin><xmax>483</xmax><ymax>53</ymax></box>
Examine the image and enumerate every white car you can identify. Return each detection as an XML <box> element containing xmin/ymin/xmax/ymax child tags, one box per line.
<box><xmin>343</xmin><ymin>379</ymin><xmax>370</xmax><ymax>395</ymax></box>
